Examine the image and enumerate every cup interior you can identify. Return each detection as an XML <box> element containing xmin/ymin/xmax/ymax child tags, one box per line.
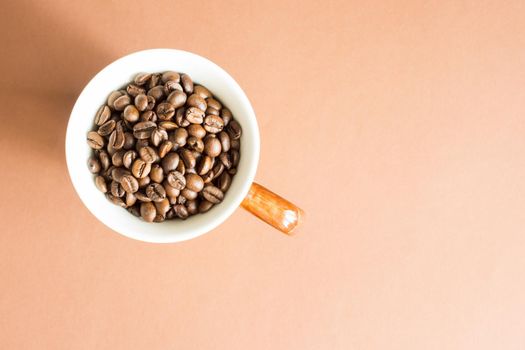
<box><xmin>66</xmin><ymin>49</ymin><xmax>260</xmax><ymax>243</ymax></box>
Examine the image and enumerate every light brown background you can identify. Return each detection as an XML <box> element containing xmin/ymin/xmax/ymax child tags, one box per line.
<box><xmin>1</xmin><ymin>0</ymin><xmax>525</xmax><ymax>349</ymax></box>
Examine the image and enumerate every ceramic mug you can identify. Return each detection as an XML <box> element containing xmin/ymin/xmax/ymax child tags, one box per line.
<box><xmin>66</xmin><ymin>49</ymin><xmax>303</xmax><ymax>243</ymax></box>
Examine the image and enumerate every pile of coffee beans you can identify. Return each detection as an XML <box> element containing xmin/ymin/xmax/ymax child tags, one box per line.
<box><xmin>86</xmin><ymin>71</ymin><xmax>241</xmax><ymax>222</ymax></box>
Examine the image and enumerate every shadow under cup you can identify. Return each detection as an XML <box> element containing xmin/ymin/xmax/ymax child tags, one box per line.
<box><xmin>66</xmin><ymin>49</ymin><xmax>260</xmax><ymax>243</ymax></box>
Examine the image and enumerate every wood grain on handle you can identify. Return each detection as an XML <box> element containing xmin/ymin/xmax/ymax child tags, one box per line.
<box><xmin>241</xmin><ymin>182</ymin><xmax>303</xmax><ymax>235</ymax></box>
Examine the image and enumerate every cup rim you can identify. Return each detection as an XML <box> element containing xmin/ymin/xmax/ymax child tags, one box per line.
<box><xmin>65</xmin><ymin>49</ymin><xmax>260</xmax><ymax>243</ymax></box>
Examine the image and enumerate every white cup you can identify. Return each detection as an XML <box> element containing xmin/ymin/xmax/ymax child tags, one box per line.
<box><xmin>66</xmin><ymin>49</ymin><xmax>301</xmax><ymax>243</ymax></box>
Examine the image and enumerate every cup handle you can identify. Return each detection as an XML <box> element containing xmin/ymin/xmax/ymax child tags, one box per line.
<box><xmin>240</xmin><ymin>182</ymin><xmax>303</xmax><ymax>235</ymax></box>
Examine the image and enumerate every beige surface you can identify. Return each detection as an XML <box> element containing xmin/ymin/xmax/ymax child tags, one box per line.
<box><xmin>1</xmin><ymin>0</ymin><xmax>525</xmax><ymax>349</ymax></box>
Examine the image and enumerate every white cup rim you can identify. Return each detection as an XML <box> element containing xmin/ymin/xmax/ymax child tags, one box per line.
<box><xmin>65</xmin><ymin>49</ymin><xmax>260</xmax><ymax>243</ymax></box>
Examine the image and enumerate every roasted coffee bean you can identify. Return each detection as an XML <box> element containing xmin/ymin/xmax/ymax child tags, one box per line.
<box><xmin>175</xmin><ymin>107</ymin><xmax>190</xmax><ymax>127</ymax></box>
<box><xmin>187</xmin><ymin>94</ymin><xmax>207</xmax><ymax>111</ymax></box>
<box><xmin>108</xmin><ymin>128</ymin><xmax>125</xmax><ymax>150</ymax></box>
<box><xmin>126</xmin><ymin>192</ymin><xmax>137</xmax><ymax>207</ymax></box>
<box><xmin>231</xmin><ymin>138</ymin><xmax>240</xmax><ymax>150</ymax></box>
<box><xmin>87</xmin><ymin>131</ymin><xmax>104</xmax><ymax>150</ymax></box>
<box><xmin>165</xmin><ymin>208</ymin><xmax>175</xmax><ymax>219</ymax></box>
<box><xmin>134</xmin><ymin>73</ymin><xmax>152</xmax><ymax>86</ymax></box>
<box><xmin>140</xmin><ymin>202</ymin><xmax>156</xmax><ymax>222</ymax></box>
<box><xmin>140</xmin><ymin>110</ymin><xmax>157</xmax><ymax>122</ymax></box>
<box><xmin>162</xmin><ymin>71</ymin><xmax>180</xmax><ymax>83</ymax></box>
<box><xmin>180</xmin><ymin>74</ymin><xmax>193</xmax><ymax>94</ymax></box>
<box><xmin>111</xmin><ymin>167</ymin><xmax>131</xmax><ymax>183</ymax></box>
<box><xmin>174</xmin><ymin>204</ymin><xmax>189</xmax><ymax>219</ymax></box>
<box><xmin>176</xmin><ymin>158</ymin><xmax>186</xmax><ymax>175</ymax></box>
<box><xmin>98</xmin><ymin>150</ymin><xmax>110</xmax><ymax>170</ymax></box>
<box><xmin>186</xmin><ymin>200</ymin><xmax>198</xmax><ymax>215</ymax></box>
<box><xmin>111</xmin><ymin>181</ymin><xmax>125</xmax><ymax>197</ymax></box>
<box><xmin>203</xmin><ymin>114</ymin><xmax>224</xmax><ymax>133</ymax></box>
<box><xmin>177</xmin><ymin>195</ymin><xmax>187</xmax><ymax>205</ymax></box>
<box><xmin>95</xmin><ymin>176</ymin><xmax>107</xmax><ymax>193</ymax></box>
<box><xmin>202</xmin><ymin>185</ymin><xmax>224</xmax><ymax>204</ymax></box>
<box><xmin>218</xmin><ymin>131</ymin><xmax>230</xmax><ymax>152</ymax></box>
<box><xmin>128</xmin><ymin>205</ymin><xmax>141</xmax><ymax>217</ymax></box>
<box><xmin>156</xmin><ymin>102</ymin><xmax>175</xmax><ymax>120</ymax></box>
<box><xmin>139</xmin><ymin>146</ymin><xmax>158</xmax><ymax>163</ymax></box>
<box><xmin>161</xmin><ymin>152</ymin><xmax>180</xmax><ymax>173</ymax></box>
<box><xmin>120</xmin><ymin>174</ymin><xmax>139</xmax><ymax>193</ymax></box>
<box><xmin>147</xmin><ymin>85</ymin><xmax>165</xmax><ymax>101</ymax></box>
<box><xmin>150</xmin><ymin>128</ymin><xmax>167</xmax><ymax>147</ymax></box>
<box><xmin>172</xmin><ymin>127</ymin><xmax>188</xmax><ymax>146</ymax></box>
<box><xmin>123</xmin><ymin>105</ymin><xmax>140</xmax><ymax>122</ymax></box>
<box><xmin>219</xmin><ymin>152</ymin><xmax>232</xmax><ymax>169</ymax></box>
<box><xmin>227</xmin><ymin>120</ymin><xmax>242</xmax><ymax>140</ymax></box>
<box><xmin>164</xmin><ymin>180</ymin><xmax>180</xmax><ymax>198</ymax></box>
<box><xmin>134</xmin><ymin>94</ymin><xmax>148</xmax><ymax>111</ymax></box>
<box><xmin>231</xmin><ymin>149</ymin><xmax>240</xmax><ymax>167</ymax></box>
<box><xmin>204</xmin><ymin>137</ymin><xmax>221</xmax><ymax>157</ymax></box>
<box><xmin>97</xmin><ymin>119</ymin><xmax>115</xmax><ymax>136</ymax></box>
<box><xmin>145</xmin><ymin>95</ymin><xmax>156</xmax><ymax>110</ymax></box>
<box><xmin>158</xmin><ymin>140</ymin><xmax>173</xmax><ymax>158</ymax></box>
<box><xmin>137</xmin><ymin>176</ymin><xmax>150</xmax><ymax>188</ymax></box>
<box><xmin>146</xmin><ymin>183</ymin><xmax>166</xmax><ymax>202</ymax></box>
<box><xmin>185</xmin><ymin>173</ymin><xmax>204</xmax><ymax>192</ymax></box>
<box><xmin>167</xmin><ymin>171</ymin><xmax>186</xmax><ymax>190</ymax></box>
<box><xmin>186</xmin><ymin>136</ymin><xmax>204</xmax><ymax>153</ymax></box>
<box><xmin>154</xmin><ymin>198</ymin><xmax>170</xmax><ymax>217</ymax></box>
<box><xmin>185</xmin><ymin>107</ymin><xmax>204</xmax><ymax>124</ymax></box>
<box><xmin>150</xmin><ymin>164</ymin><xmax>164</xmax><ymax>183</ymax></box>
<box><xmin>206</xmin><ymin>98</ymin><xmax>222</xmax><ymax>111</ymax></box>
<box><xmin>187</xmin><ymin>124</ymin><xmax>206</xmax><ymax>139</ymax></box>
<box><xmin>131</xmin><ymin>158</ymin><xmax>151</xmax><ymax>178</ymax></box>
<box><xmin>95</xmin><ymin>105</ymin><xmax>111</xmax><ymax>125</ymax></box>
<box><xmin>181</xmin><ymin>188</ymin><xmax>198</xmax><ymax>200</ymax></box>
<box><xmin>107</xmin><ymin>90</ymin><xmax>123</xmax><ymax>108</ymax></box>
<box><xmin>88</xmin><ymin>157</ymin><xmax>101</xmax><ymax>174</ymax></box>
<box><xmin>164</xmin><ymin>81</ymin><xmax>183</xmax><ymax>95</ymax></box>
<box><xmin>202</xmin><ymin>169</ymin><xmax>215</xmax><ymax>184</ymax></box>
<box><xmin>112</xmin><ymin>150</ymin><xmax>125</xmax><ymax>167</ymax></box>
<box><xmin>198</xmin><ymin>200</ymin><xmax>214</xmax><ymax>213</ymax></box>
<box><xmin>113</xmin><ymin>94</ymin><xmax>131</xmax><ymax>111</ymax></box>
<box><xmin>179</xmin><ymin>148</ymin><xmax>196</xmax><ymax>169</ymax></box>
<box><xmin>133</xmin><ymin>121</ymin><xmax>156</xmax><ymax>139</ymax></box>
<box><xmin>123</xmin><ymin>132</ymin><xmax>135</xmax><ymax>149</ymax></box>
<box><xmin>197</xmin><ymin>155</ymin><xmax>213</xmax><ymax>175</ymax></box>
<box><xmin>194</xmin><ymin>85</ymin><xmax>211</xmax><ymax>99</ymax></box>
<box><xmin>167</xmin><ymin>90</ymin><xmax>187</xmax><ymax>109</ymax></box>
<box><xmin>126</xmin><ymin>84</ymin><xmax>145</xmax><ymax>98</ymax></box>
<box><xmin>135</xmin><ymin>191</ymin><xmax>151</xmax><ymax>202</ymax></box>
<box><xmin>212</xmin><ymin>162</ymin><xmax>225</xmax><ymax>180</ymax></box>
<box><xmin>159</xmin><ymin>121</ymin><xmax>178</xmax><ymax>131</ymax></box>
<box><xmin>123</xmin><ymin>150</ymin><xmax>137</xmax><ymax>169</ymax></box>
<box><xmin>107</xmin><ymin>193</ymin><xmax>126</xmax><ymax>207</ymax></box>
<box><xmin>205</xmin><ymin>107</ymin><xmax>220</xmax><ymax>116</ymax></box>
<box><xmin>221</xmin><ymin>108</ymin><xmax>233</xmax><ymax>125</ymax></box>
<box><xmin>217</xmin><ymin>172</ymin><xmax>232</xmax><ymax>192</ymax></box>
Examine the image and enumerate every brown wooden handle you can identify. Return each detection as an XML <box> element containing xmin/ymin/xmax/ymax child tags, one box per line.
<box><xmin>241</xmin><ymin>182</ymin><xmax>303</xmax><ymax>235</ymax></box>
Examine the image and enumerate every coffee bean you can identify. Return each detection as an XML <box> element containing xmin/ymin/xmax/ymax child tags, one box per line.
<box><xmin>136</xmin><ymin>191</ymin><xmax>151</xmax><ymax>203</ymax></box>
<box><xmin>167</xmin><ymin>171</ymin><xmax>186</xmax><ymax>190</ymax></box>
<box><xmin>156</xmin><ymin>102</ymin><xmax>175</xmax><ymax>120</ymax></box>
<box><xmin>175</xmin><ymin>107</ymin><xmax>190</xmax><ymax>127</ymax></box>
<box><xmin>88</xmin><ymin>157</ymin><xmax>101</xmax><ymax>174</ymax></box>
<box><xmin>150</xmin><ymin>128</ymin><xmax>167</xmax><ymax>147</ymax></box>
<box><xmin>167</xmin><ymin>90</ymin><xmax>187</xmax><ymax>109</ymax></box>
<box><xmin>171</xmin><ymin>127</ymin><xmax>188</xmax><ymax>146</ymax></box>
<box><xmin>87</xmin><ymin>131</ymin><xmax>104</xmax><ymax>149</ymax></box>
<box><xmin>174</xmin><ymin>204</ymin><xmax>189</xmax><ymax>219</ymax></box>
<box><xmin>107</xmin><ymin>90</ymin><xmax>123</xmax><ymax>108</ymax></box>
<box><xmin>140</xmin><ymin>110</ymin><xmax>157</xmax><ymax>122</ymax></box>
<box><xmin>185</xmin><ymin>107</ymin><xmax>204</xmax><ymax>124</ymax></box>
<box><xmin>187</xmin><ymin>94</ymin><xmax>207</xmax><ymax>111</ymax></box>
<box><xmin>126</xmin><ymin>192</ymin><xmax>137</xmax><ymax>207</ymax></box>
<box><xmin>111</xmin><ymin>181</ymin><xmax>125</xmax><ymax>197</ymax></box>
<box><xmin>164</xmin><ymin>180</ymin><xmax>180</xmax><ymax>197</ymax></box>
<box><xmin>218</xmin><ymin>131</ymin><xmax>230</xmax><ymax>152</ymax></box>
<box><xmin>185</xmin><ymin>173</ymin><xmax>204</xmax><ymax>192</ymax></box>
<box><xmin>165</xmin><ymin>208</ymin><xmax>175</xmax><ymax>219</ymax></box>
<box><xmin>111</xmin><ymin>167</ymin><xmax>131</xmax><ymax>183</ymax></box>
<box><xmin>123</xmin><ymin>150</ymin><xmax>137</xmax><ymax>169</ymax></box>
<box><xmin>198</xmin><ymin>200</ymin><xmax>214</xmax><ymax>213</ymax></box>
<box><xmin>212</xmin><ymin>162</ymin><xmax>225</xmax><ymax>180</ymax></box>
<box><xmin>148</xmin><ymin>73</ymin><xmax>161</xmax><ymax>89</ymax></box>
<box><xmin>231</xmin><ymin>149</ymin><xmax>240</xmax><ymax>167</ymax></box>
<box><xmin>177</xmin><ymin>194</ymin><xmax>187</xmax><ymax>205</ymax></box>
<box><xmin>231</xmin><ymin>138</ymin><xmax>240</xmax><ymax>150</ymax></box>
<box><xmin>206</xmin><ymin>97</ymin><xmax>222</xmax><ymax>110</ymax></box>
<box><xmin>147</xmin><ymin>85</ymin><xmax>165</xmax><ymax>101</ymax></box>
<box><xmin>179</xmin><ymin>148</ymin><xmax>196</xmax><ymax>169</ymax></box>
<box><xmin>113</xmin><ymin>94</ymin><xmax>131</xmax><ymax>111</ymax></box>
<box><xmin>186</xmin><ymin>136</ymin><xmax>204</xmax><ymax>153</ymax></box>
<box><xmin>134</xmin><ymin>94</ymin><xmax>148</xmax><ymax>111</ymax></box>
<box><xmin>197</xmin><ymin>155</ymin><xmax>213</xmax><ymax>175</ymax></box>
<box><xmin>139</xmin><ymin>146</ymin><xmax>158</xmax><ymax>163</ymax></box>
<box><xmin>120</xmin><ymin>174</ymin><xmax>139</xmax><ymax>193</ymax></box>
<box><xmin>202</xmin><ymin>169</ymin><xmax>215</xmax><ymax>184</ymax></box>
<box><xmin>112</xmin><ymin>150</ymin><xmax>125</xmax><ymax>167</ymax></box>
<box><xmin>107</xmin><ymin>193</ymin><xmax>126</xmax><ymax>208</ymax></box>
<box><xmin>217</xmin><ymin>172</ymin><xmax>232</xmax><ymax>192</ymax></box>
<box><xmin>140</xmin><ymin>202</ymin><xmax>156</xmax><ymax>222</ymax></box>
<box><xmin>161</xmin><ymin>152</ymin><xmax>180</xmax><ymax>173</ymax></box>
<box><xmin>180</xmin><ymin>74</ymin><xmax>193</xmax><ymax>94</ymax></box>
<box><xmin>159</xmin><ymin>121</ymin><xmax>178</xmax><ymax>131</ymax></box>
<box><xmin>98</xmin><ymin>150</ymin><xmax>110</xmax><ymax>170</ymax></box>
<box><xmin>204</xmin><ymin>137</ymin><xmax>221</xmax><ymax>157</ymax></box>
<box><xmin>137</xmin><ymin>176</ymin><xmax>150</xmax><ymax>188</ymax></box>
<box><xmin>97</xmin><ymin>119</ymin><xmax>115</xmax><ymax>136</ymax></box>
<box><xmin>187</xmin><ymin>124</ymin><xmax>206</xmax><ymax>139</ymax></box>
<box><xmin>221</xmin><ymin>108</ymin><xmax>233</xmax><ymax>125</ymax></box>
<box><xmin>161</xmin><ymin>71</ymin><xmax>180</xmax><ymax>83</ymax></box>
<box><xmin>133</xmin><ymin>121</ymin><xmax>156</xmax><ymax>139</ymax></box>
<box><xmin>176</xmin><ymin>158</ymin><xmax>186</xmax><ymax>175</ymax></box>
<box><xmin>205</xmin><ymin>107</ymin><xmax>220</xmax><ymax>116</ymax></box>
<box><xmin>126</xmin><ymin>84</ymin><xmax>146</xmax><ymax>97</ymax></box>
<box><xmin>95</xmin><ymin>175</ymin><xmax>107</xmax><ymax>193</ymax></box>
<box><xmin>123</xmin><ymin>105</ymin><xmax>139</xmax><ymax>122</ymax></box>
<box><xmin>145</xmin><ymin>95</ymin><xmax>156</xmax><ymax>110</ymax></box>
<box><xmin>95</xmin><ymin>105</ymin><xmax>111</xmax><ymax>126</ymax></box>
<box><xmin>203</xmin><ymin>115</ymin><xmax>224</xmax><ymax>133</ymax></box>
<box><xmin>202</xmin><ymin>185</ymin><xmax>224</xmax><ymax>204</ymax></box>
<box><xmin>134</xmin><ymin>73</ymin><xmax>152</xmax><ymax>86</ymax></box>
<box><xmin>181</xmin><ymin>188</ymin><xmax>198</xmax><ymax>200</ymax></box>
<box><xmin>131</xmin><ymin>158</ymin><xmax>151</xmax><ymax>178</ymax></box>
<box><xmin>154</xmin><ymin>198</ymin><xmax>170</xmax><ymax>217</ymax></box>
<box><xmin>123</xmin><ymin>132</ymin><xmax>135</xmax><ymax>150</ymax></box>
<box><xmin>186</xmin><ymin>200</ymin><xmax>198</xmax><ymax>215</ymax></box>
<box><xmin>219</xmin><ymin>152</ymin><xmax>232</xmax><ymax>169</ymax></box>
<box><xmin>146</xmin><ymin>183</ymin><xmax>166</xmax><ymax>202</ymax></box>
<box><xmin>150</xmin><ymin>164</ymin><xmax>164</xmax><ymax>183</ymax></box>
<box><xmin>164</xmin><ymin>81</ymin><xmax>183</xmax><ymax>95</ymax></box>
<box><xmin>194</xmin><ymin>85</ymin><xmax>211</xmax><ymax>99</ymax></box>
<box><xmin>158</xmin><ymin>140</ymin><xmax>174</xmax><ymax>158</ymax></box>
<box><xmin>227</xmin><ymin>120</ymin><xmax>242</xmax><ymax>140</ymax></box>
<box><xmin>108</xmin><ymin>127</ymin><xmax>125</xmax><ymax>150</ymax></box>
